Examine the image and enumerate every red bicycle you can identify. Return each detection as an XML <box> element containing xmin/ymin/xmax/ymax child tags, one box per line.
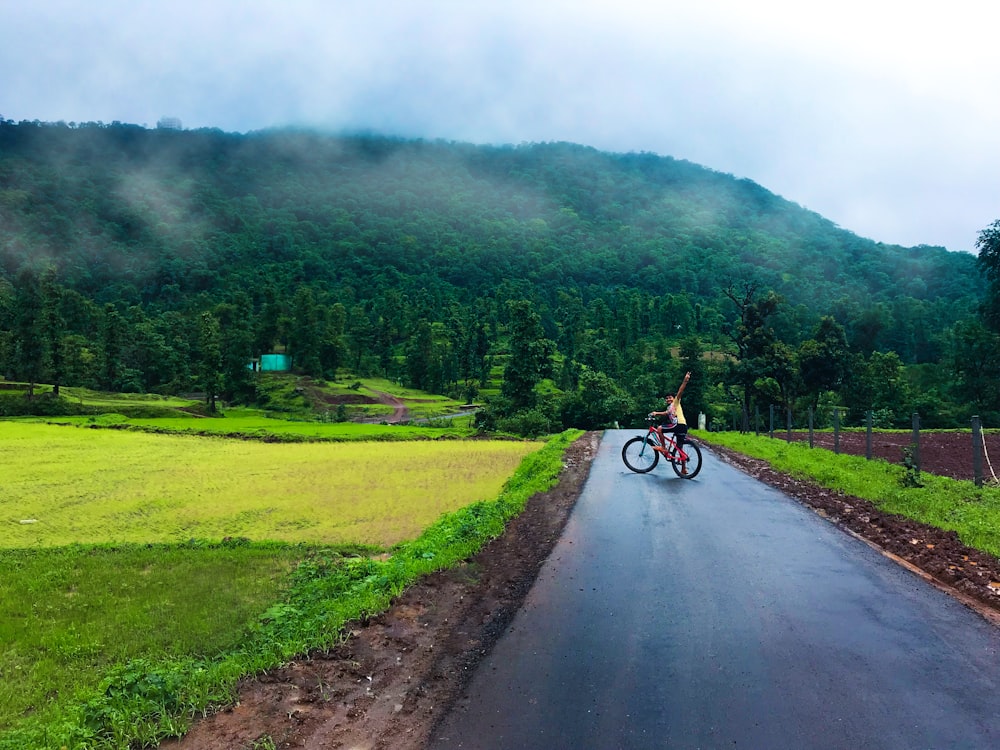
<box><xmin>622</xmin><ymin>417</ymin><xmax>703</xmax><ymax>478</ymax></box>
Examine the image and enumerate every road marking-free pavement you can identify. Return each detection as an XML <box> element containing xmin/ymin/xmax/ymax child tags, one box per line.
<box><xmin>430</xmin><ymin>431</ymin><xmax>1000</xmax><ymax>749</ymax></box>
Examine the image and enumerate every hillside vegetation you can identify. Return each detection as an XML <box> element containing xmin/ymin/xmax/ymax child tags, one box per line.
<box><xmin>1</xmin><ymin>119</ymin><xmax>996</xmax><ymax>431</ymax></box>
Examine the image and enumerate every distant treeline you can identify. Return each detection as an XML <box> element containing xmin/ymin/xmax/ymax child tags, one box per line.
<box><xmin>1</xmin><ymin>119</ymin><xmax>997</xmax><ymax>431</ymax></box>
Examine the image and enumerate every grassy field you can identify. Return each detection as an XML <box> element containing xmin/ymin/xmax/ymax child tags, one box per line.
<box><xmin>3</xmin><ymin>423</ymin><xmax>536</xmax><ymax>548</ymax></box>
<box><xmin>2</xmin><ymin>374</ymin><xmax>474</xmax><ymax>423</ymax></box>
<box><xmin>0</xmin><ymin>542</ymin><xmax>304</xmax><ymax>733</ymax></box>
<box><xmin>22</xmin><ymin>411</ymin><xmax>475</xmax><ymax>440</ymax></box>
<box><xmin>0</xmin><ymin>421</ymin><xmax>548</xmax><ymax>742</ymax></box>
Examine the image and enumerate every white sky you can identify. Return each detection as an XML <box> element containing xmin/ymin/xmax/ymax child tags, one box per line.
<box><xmin>2</xmin><ymin>0</ymin><xmax>998</xmax><ymax>252</ymax></box>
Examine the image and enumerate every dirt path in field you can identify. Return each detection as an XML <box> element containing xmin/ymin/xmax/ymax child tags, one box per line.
<box><xmin>370</xmin><ymin>390</ymin><xmax>408</xmax><ymax>423</ymax></box>
<box><xmin>162</xmin><ymin>431</ymin><xmax>1000</xmax><ymax>750</ymax></box>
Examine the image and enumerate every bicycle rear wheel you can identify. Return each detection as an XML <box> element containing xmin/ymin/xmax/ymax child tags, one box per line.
<box><xmin>622</xmin><ymin>436</ymin><xmax>659</xmax><ymax>473</ymax></box>
<box><xmin>669</xmin><ymin>440</ymin><xmax>702</xmax><ymax>479</ymax></box>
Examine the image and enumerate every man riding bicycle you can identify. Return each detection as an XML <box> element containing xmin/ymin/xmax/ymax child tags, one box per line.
<box><xmin>650</xmin><ymin>371</ymin><xmax>691</xmax><ymax>473</ymax></box>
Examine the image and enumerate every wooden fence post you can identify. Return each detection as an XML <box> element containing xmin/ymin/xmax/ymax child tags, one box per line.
<box><xmin>972</xmin><ymin>415</ymin><xmax>984</xmax><ymax>488</ymax></box>
<box><xmin>786</xmin><ymin>406</ymin><xmax>792</xmax><ymax>441</ymax></box>
<box><xmin>866</xmin><ymin>410</ymin><xmax>873</xmax><ymax>460</ymax></box>
<box><xmin>833</xmin><ymin>408</ymin><xmax>840</xmax><ymax>454</ymax></box>
<box><xmin>755</xmin><ymin>405</ymin><xmax>761</xmax><ymax>436</ymax></box>
<box><xmin>769</xmin><ymin>404</ymin><xmax>774</xmax><ymax>439</ymax></box>
<box><xmin>911</xmin><ymin>412</ymin><xmax>921</xmax><ymax>474</ymax></box>
<box><xmin>808</xmin><ymin>407</ymin><xmax>814</xmax><ymax>448</ymax></box>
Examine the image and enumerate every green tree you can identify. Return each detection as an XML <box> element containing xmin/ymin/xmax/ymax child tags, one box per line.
<box><xmin>405</xmin><ymin>319</ymin><xmax>435</xmax><ymax>391</ymax></box>
<box><xmin>798</xmin><ymin>316</ymin><xmax>849</xmax><ymax>412</ymax></box>
<box><xmin>39</xmin><ymin>266</ymin><xmax>67</xmax><ymax>396</ymax></box>
<box><xmin>289</xmin><ymin>287</ymin><xmax>322</xmax><ymax>377</ymax></box>
<box><xmin>723</xmin><ymin>282</ymin><xmax>782</xmax><ymax>430</ymax></box>
<box><xmin>976</xmin><ymin>219</ymin><xmax>1000</xmax><ymax>332</ymax></box>
<box><xmin>501</xmin><ymin>300</ymin><xmax>554</xmax><ymax>412</ymax></box>
<box><xmin>949</xmin><ymin>319</ymin><xmax>1000</xmax><ymax>417</ymax></box>
<box><xmin>254</xmin><ymin>287</ymin><xmax>284</xmax><ymax>355</ymax></box>
<box><xmin>762</xmin><ymin>339</ymin><xmax>799</xmax><ymax>418</ymax></box>
<box><xmin>99</xmin><ymin>304</ymin><xmax>125</xmax><ymax>391</ymax></box>
<box><xmin>198</xmin><ymin>311</ymin><xmax>223</xmax><ymax>412</ymax></box>
<box><xmin>216</xmin><ymin>294</ymin><xmax>256</xmax><ymax>402</ymax></box>
<box><xmin>12</xmin><ymin>267</ymin><xmax>44</xmax><ymax>397</ymax></box>
<box><xmin>846</xmin><ymin>350</ymin><xmax>908</xmax><ymax>426</ymax></box>
<box><xmin>0</xmin><ymin>276</ymin><xmax>14</xmax><ymax>377</ymax></box>
<box><xmin>129</xmin><ymin>310</ymin><xmax>174</xmax><ymax>392</ymax></box>
<box><xmin>321</xmin><ymin>302</ymin><xmax>347</xmax><ymax>376</ymax></box>
<box><xmin>558</xmin><ymin>367</ymin><xmax>634</xmax><ymax>429</ymax></box>
<box><xmin>346</xmin><ymin>304</ymin><xmax>376</xmax><ymax>374</ymax></box>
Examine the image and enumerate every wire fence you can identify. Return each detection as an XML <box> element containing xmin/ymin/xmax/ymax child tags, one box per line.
<box><xmin>715</xmin><ymin>406</ymin><xmax>998</xmax><ymax>488</ymax></box>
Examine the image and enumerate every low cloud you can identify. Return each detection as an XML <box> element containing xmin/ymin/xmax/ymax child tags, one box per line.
<box><xmin>2</xmin><ymin>0</ymin><xmax>998</xmax><ymax>252</ymax></box>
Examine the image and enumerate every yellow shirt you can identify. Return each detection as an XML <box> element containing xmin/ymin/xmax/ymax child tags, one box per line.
<box><xmin>674</xmin><ymin>401</ymin><xmax>686</xmax><ymax>426</ymax></box>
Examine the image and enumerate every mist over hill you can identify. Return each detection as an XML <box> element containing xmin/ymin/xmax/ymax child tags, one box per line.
<box><xmin>0</xmin><ymin>119</ymin><xmax>991</xmax><ymax>429</ymax></box>
<box><xmin>0</xmin><ymin>120</ymin><xmax>980</xmax><ymax>316</ymax></box>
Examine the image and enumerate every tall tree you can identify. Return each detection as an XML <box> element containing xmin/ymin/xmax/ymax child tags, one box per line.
<box><xmin>12</xmin><ymin>267</ymin><xmax>44</xmax><ymax>398</ymax></box>
<box><xmin>798</xmin><ymin>316</ymin><xmax>849</xmax><ymax>411</ymax></box>
<box><xmin>198</xmin><ymin>311</ymin><xmax>223</xmax><ymax>412</ymax></box>
<box><xmin>345</xmin><ymin>304</ymin><xmax>376</xmax><ymax>374</ymax></box>
<box><xmin>723</xmin><ymin>282</ymin><xmax>782</xmax><ymax>430</ymax></box>
<box><xmin>501</xmin><ymin>300</ymin><xmax>554</xmax><ymax>412</ymax></box>
<box><xmin>216</xmin><ymin>294</ymin><xmax>256</xmax><ymax>402</ymax></box>
<box><xmin>405</xmin><ymin>319</ymin><xmax>435</xmax><ymax>391</ymax></box>
<box><xmin>289</xmin><ymin>287</ymin><xmax>322</xmax><ymax>377</ymax></box>
<box><xmin>949</xmin><ymin>319</ymin><xmax>1000</xmax><ymax>416</ymax></box>
<box><xmin>677</xmin><ymin>335</ymin><xmax>706</xmax><ymax>422</ymax></box>
<box><xmin>558</xmin><ymin>367</ymin><xmax>633</xmax><ymax>430</ymax></box>
<box><xmin>40</xmin><ymin>266</ymin><xmax>67</xmax><ymax>396</ymax></box>
<box><xmin>99</xmin><ymin>304</ymin><xmax>127</xmax><ymax>391</ymax></box>
<box><xmin>976</xmin><ymin>219</ymin><xmax>1000</xmax><ymax>332</ymax></box>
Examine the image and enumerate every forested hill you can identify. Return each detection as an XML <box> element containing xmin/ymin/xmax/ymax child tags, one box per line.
<box><xmin>0</xmin><ymin>120</ymin><xmax>980</xmax><ymax>331</ymax></box>
<box><xmin>1</xmin><ymin>119</ymin><xmax>992</xmax><ymax>431</ymax></box>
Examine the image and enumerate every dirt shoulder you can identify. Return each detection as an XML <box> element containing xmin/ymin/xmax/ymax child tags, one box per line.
<box><xmin>164</xmin><ymin>432</ymin><xmax>1000</xmax><ymax>750</ymax></box>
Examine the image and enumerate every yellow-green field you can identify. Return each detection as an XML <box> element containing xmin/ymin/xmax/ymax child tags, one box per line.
<box><xmin>23</xmin><ymin>412</ymin><xmax>475</xmax><ymax>440</ymax></box>
<box><xmin>1</xmin><ymin>421</ymin><xmax>562</xmax><ymax>742</ymax></box>
<box><xmin>2</xmin><ymin>423</ymin><xmax>539</xmax><ymax>548</ymax></box>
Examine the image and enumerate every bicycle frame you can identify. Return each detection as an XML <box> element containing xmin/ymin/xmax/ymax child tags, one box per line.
<box><xmin>622</xmin><ymin>418</ymin><xmax>702</xmax><ymax>478</ymax></box>
<box><xmin>643</xmin><ymin>423</ymin><xmax>690</xmax><ymax>462</ymax></box>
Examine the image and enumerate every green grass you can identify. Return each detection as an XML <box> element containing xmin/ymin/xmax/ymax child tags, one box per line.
<box><xmin>0</xmin><ymin>428</ymin><xmax>582</xmax><ymax>749</ymax></box>
<box><xmin>22</xmin><ymin>412</ymin><xmax>476</xmax><ymax>441</ymax></box>
<box><xmin>255</xmin><ymin>374</ymin><xmax>471</xmax><ymax>421</ymax></box>
<box><xmin>58</xmin><ymin>387</ymin><xmax>198</xmax><ymax>410</ymax></box>
<box><xmin>0</xmin><ymin>542</ymin><xmax>305</xmax><ymax>732</ymax></box>
<box><xmin>3</xmin><ymin>374</ymin><xmax>475</xmax><ymax>423</ymax></box>
<box><xmin>702</xmin><ymin>431</ymin><xmax>1000</xmax><ymax>557</ymax></box>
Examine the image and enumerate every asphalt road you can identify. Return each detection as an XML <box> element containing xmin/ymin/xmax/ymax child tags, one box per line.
<box><xmin>430</xmin><ymin>430</ymin><xmax>1000</xmax><ymax>749</ymax></box>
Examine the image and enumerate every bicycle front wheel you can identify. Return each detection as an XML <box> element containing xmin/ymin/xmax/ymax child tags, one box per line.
<box><xmin>670</xmin><ymin>440</ymin><xmax>703</xmax><ymax>479</ymax></box>
<box><xmin>622</xmin><ymin>436</ymin><xmax>659</xmax><ymax>473</ymax></box>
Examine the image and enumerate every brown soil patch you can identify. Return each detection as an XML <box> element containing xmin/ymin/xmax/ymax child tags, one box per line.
<box><xmin>779</xmin><ymin>429</ymin><xmax>1000</xmax><ymax>483</ymax></box>
<box><xmin>162</xmin><ymin>430</ymin><xmax>1000</xmax><ymax>750</ymax></box>
<box><xmin>316</xmin><ymin>394</ymin><xmax>379</xmax><ymax>405</ymax></box>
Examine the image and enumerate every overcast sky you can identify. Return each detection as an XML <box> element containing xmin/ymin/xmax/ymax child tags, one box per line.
<box><xmin>2</xmin><ymin>0</ymin><xmax>998</xmax><ymax>253</ymax></box>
